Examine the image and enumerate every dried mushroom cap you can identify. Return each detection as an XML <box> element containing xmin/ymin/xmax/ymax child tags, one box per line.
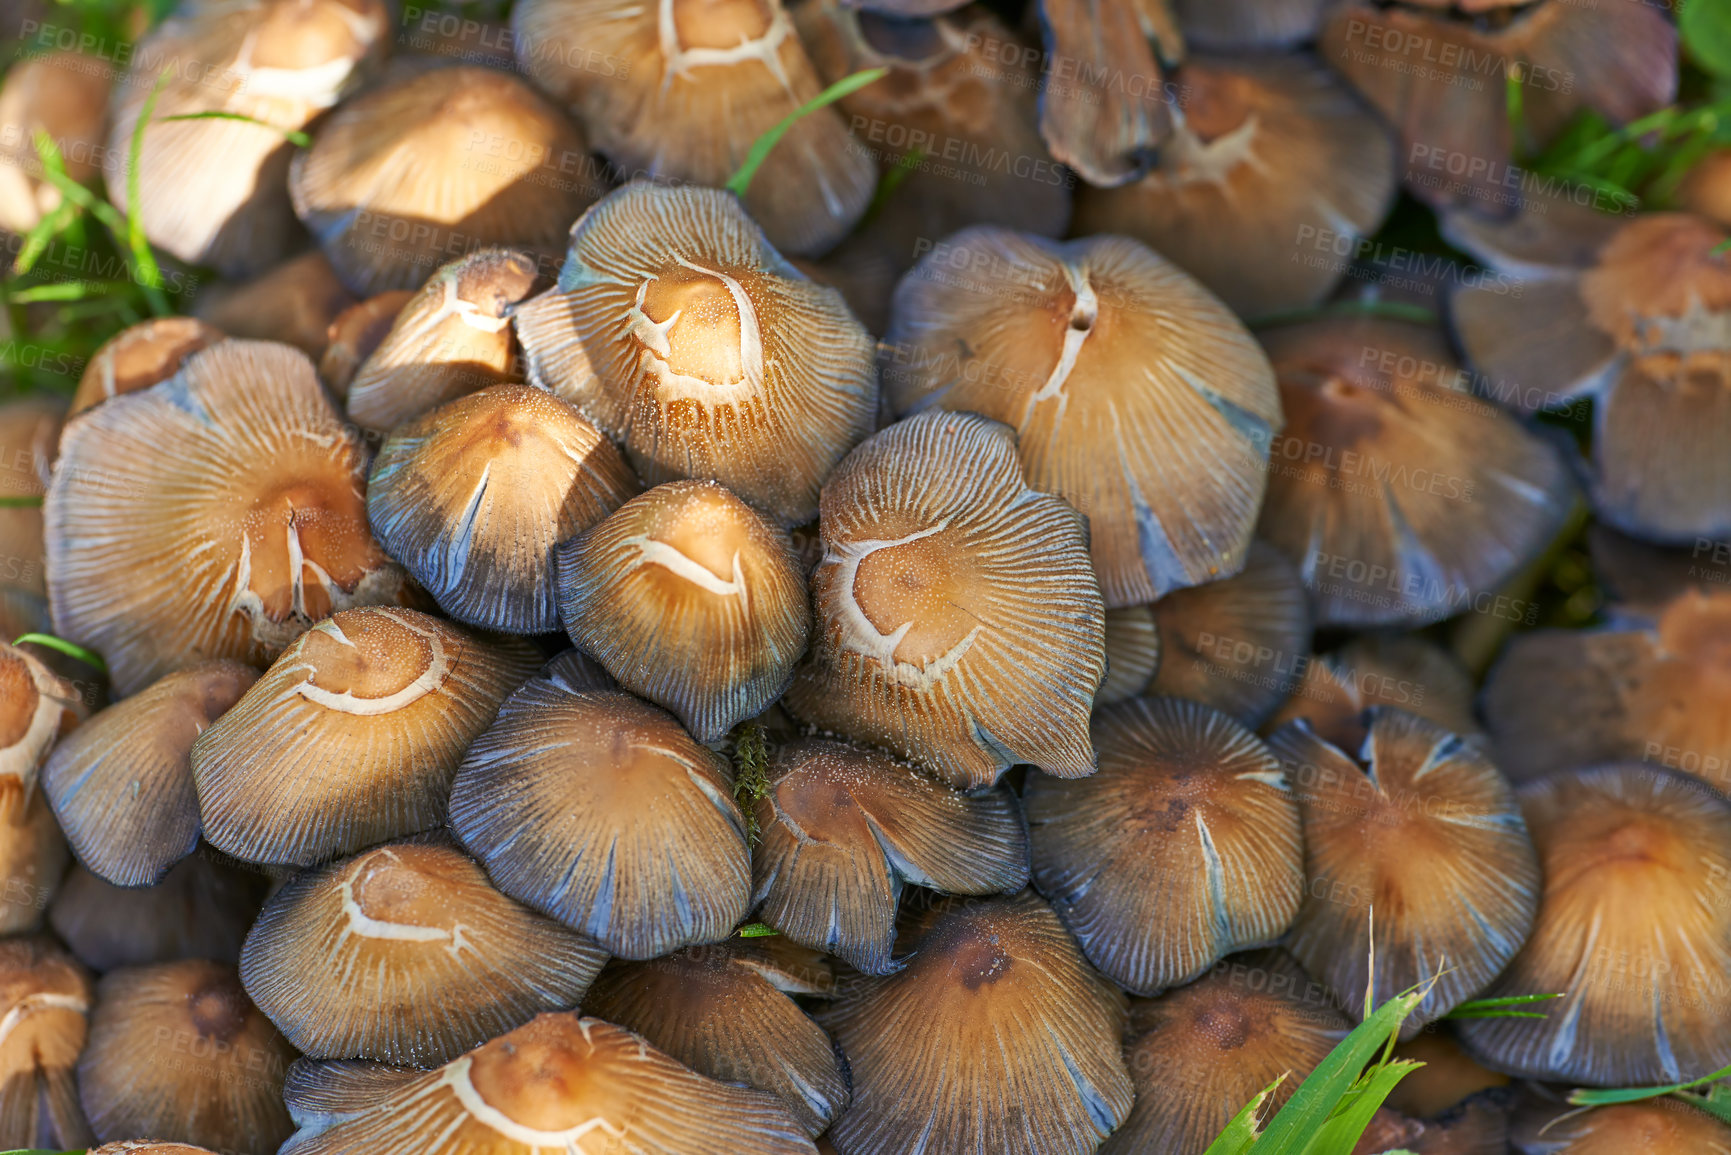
<box><xmin>45</xmin><ymin>339</ymin><xmax>406</xmax><ymax>696</ymax></box>
<box><xmin>1101</xmin><ymin>950</ymin><xmax>1348</xmax><ymax>1155</ymax></box>
<box><xmin>1074</xmin><ymin>53</ymin><xmax>1395</xmax><ymax>318</ymax></box>
<box><xmin>557</xmin><ymin>480</ymin><xmax>808</xmax><ymax>741</ymax></box>
<box><xmin>291</xmin><ymin>65</ymin><xmax>595</xmax><ymax>296</ymax></box>
<box><xmin>821</xmin><ymin>891</ymin><xmax>1132</xmax><ymax>1155</ymax></box>
<box><xmin>0</xmin><ymin>51</ymin><xmax>111</xmax><ymax>234</ymax></box>
<box><xmin>106</xmin><ymin>0</ymin><xmax>391</xmax><ymax>277</ymax></box>
<box><xmin>50</xmin><ymin>855</ymin><xmax>268</xmax><ymax>973</ymax></box>
<box><xmin>512</xmin><ymin>0</ymin><xmax>872</xmax><ymax>257</ymax></box>
<box><xmin>752</xmin><ymin>737</ymin><xmax>1028</xmax><ymax>973</ymax></box>
<box><xmin>318</xmin><ymin>290</ymin><xmax>412</xmax><ymax>400</ymax></box>
<box><xmin>1173</xmin><ymin>0</ymin><xmax>1329</xmax><ymax>49</ymax></box>
<box><xmin>77</xmin><ymin>959</ymin><xmax>297</xmax><ymax>1153</ymax></box>
<box><xmin>883</xmin><ymin>228</ymin><xmax>1280</xmax><ymax>606</ymax></box>
<box><xmin>240</xmin><ymin>837</ymin><xmax>608</xmax><ymax>1066</ymax></box>
<box><xmin>782</xmin><ymin>411</ymin><xmax>1105</xmax><ymax>788</ymax></box>
<box><xmin>582</xmin><ymin>946</ymin><xmax>848</xmax><ymax>1136</ymax></box>
<box><xmin>194</xmin><ymin>251</ymin><xmax>358</xmax><ymax>358</ymax></box>
<box><xmin>192</xmin><ymin>607</ymin><xmax>539</xmax><ymax>867</ymax></box>
<box><xmin>344</xmin><ymin>249</ymin><xmax>542</xmax><ymax>434</ymax></box>
<box><xmin>0</xmin><ymin>936</ymin><xmax>94</xmax><ymax>1151</ymax></box>
<box><xmin>515</xmin><ymin>182</ymin><xmax>878</xmax><ymax>527</ymax></box>
<box><xmin>1097</xmin><ymin>605</ymin><xmax>1161</xmax><ymax>706</ymax></box>
<box><xmin>69</xmin><ymin>318</ymin><xmax>224</xmax><ymax>421</ymax></box>
<box><xmin>449</xmin><ymin>653</ymin><xmax>751</xmax><ymax>957</ymax></box>
<box><xmin>1027</xmin><ymin>698</ymin><xmax>1302</xmax><ymax>995</ymax></box>
<box><xmin>1512</xmin><ymin>1098</ymin><xmax>1731</xmax><ymax>1154</ymax></box>
<box><xmin>369</xmin><ymin>384</ymin><xmax>638</xmax><ymax>634</ymax></box>
<box><xmin>1254</xmin><ymin>315</ymin><xmax>1574</xmax><ymax>628</ymax></box>
<box><xmin>1267</xmin><ymin>634</ymin><xmax>1480</xmax><ymax>749</ymax></box>
<box><xmin>0</xmin><ymin>641</ymin><xmax>84</xmax><ymax>789</ymax></box>
<box><xmin>1036</xmin><ymin>0</ymin><xmax>1177</xmax><ymax>187</ymax></box>
<box><xmin>1270</xmin><ymin>709</ymin><xmax>1540</xmax><ymax>1037</ymax></box>
<box><xmin>0</xmin><ymin>395</ymin><xmax>62</xmax><ymax>600</ymax></box>
<box><xmin>42</xmin><ymin>661</ymin><xmax>257</xmax><ymax>888</ymax></box>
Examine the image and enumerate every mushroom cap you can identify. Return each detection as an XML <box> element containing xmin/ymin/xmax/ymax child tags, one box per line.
<box><xmin>290</xmin><ymin>64</ymin><xmax>595</xmax><ymax>295</ymax></box>
<box><xmin>752</xmin><ymin>737</ymin><xmax>1029</xmax><ymax>972</ymax></box>
<box><xmin>449</xmin><ymin>652</ymin><xmax>751</xmax><ymax>957</ymax></box>
<box><xmin>69</xmin><ymin>318</ymin><xmax>224</xmax><ymax>421</ymax></box>
<box><xmin>0</xmin><ymin>394</ymin><xmax>62</xmax><ymax>600</ymax></box>
<box><xmin>820</xmin><ymin>890</ymin><xmax>1133</xmax><ymax>1155</ymax></box>
<box><xmin>0</xmin><ymin>50</ymin><xmax>111</xmax><ymax>233</ymax></box>
<box><xmin>0</xmin><ymin>640</ymin><xmax>84</xmax><ymax>792</ymax></box>
<box><xmin>191</xmin><ymin>607</ymin><xmax>539</xmax><ymax>867</ymax></box>
<box><xmin>0</xmin><ymin>935</ymin><xmax>94</xmax><ymax>1151</ymax></box>
<box><xmin>782</xmin><ymin>410</ymin><xmax>1105</xmax><ymax>788</ymax></box>
<box><xmin>883</xmin><ymin>227</ymin><xmax>1281</xmax><ymax>606</ymax></box>
<box><xmin>1027</xmin><ymin>697</ymin><xmax>1303</xmax><ymax>995</ymax></box>
<box><xmin>1388</xmin><ymin>1032</ymin><xmax>1511</xmax><ymax>1120</ymax></box>
<box><xmin>1270</xmin><ymin>708</ymin><xmax>1539</xmax><ymax>1035</ymax></box>
<box><xmin>1678</xmin><ymin>149</ymin><xmax>1731</xmax><ymax>230</ymax></box>
<box><xmin>557</xmin><ymin>480</ymin><xmax>809</xmax><ymax>741</ymax></box>
<box><xmin>1097</xmin><ymin>604</ymin><xmax>1162</xmax><ymax>706</ymax></box>
<box><xmin>319</xmin><ymin>290</ymin><xmax>412</xmax><ymax>400</ymax></box>
<box><xmin>240</xmin><ymin>836</ymin><xmax>608</xmax><ymax>1066</ymax></box>
<box><xmin>370</xmin><ymin>384</ymin><xmax>639</xmax><ymax>634</ymax></box>
<box><xmin>193</xmin><ymin>251</ymin><xmax>358</xmax><ymax>358</ymax></box>
<box><xmin>1588</xmin><ymin>522</ymin><xmax>1731</xmax><ymax>613</ymax></box>
<box><xmin>1172</xmin><ymin>0</ymin><xmax>1329</xmax><ymax>50</ymax></box>
<box><xmin>514</xmin><ymin>182</ymin><xmax>879</xmax><ymax>527</ymax></box>
<box><xmin>49</xmin><ymin>854</ymin><xmax>268</xmax><ymax>973</ymax></box>
<box><xmin>45</xmin><ymin>339</ymin><xmax>407</xmax><ymax>695</ymax></box>
<box><xmin>1511</xmin><ymin>1098</ymin><xmax>1731</xmax><ymax>1154</ymax></box>
<box><xmin>512</xmin><ymin>0</ymin><xmax>873</xmax><ymax>256</ymax></box>
<box><xmin>42</xmin><ymin>661</ymin><xmax>257</xmax><ymax>888</ymax></box>
<box><xmin>91</xmin><ymin>1145</ymin><xmax>223</xmax><ymax>1154</ymax></box>
<box><xmin>1035</xmin><ymin>0</ymin><xmax>1175</xmax><ymax>187</ymax></box>
<box><xmin>0</xmin><ymin>778</ymin><xmax>68</xmax><ymax>937</ymax></box>
<box><xmin>1267</xmin><ymin>634</ymin><xmax>1480</xmax><ymax>749</ymax></box>
<box><xmin>279</xmin><ymin>1013</ymin><xmax>817</xmax><ymax>1153</ymax></box>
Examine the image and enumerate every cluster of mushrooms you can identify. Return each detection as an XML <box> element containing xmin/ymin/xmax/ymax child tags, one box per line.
<box><xmin>0</xmin><ymin>0</ymin><xmax>1726</xmax><ymax>1151</ymax></box>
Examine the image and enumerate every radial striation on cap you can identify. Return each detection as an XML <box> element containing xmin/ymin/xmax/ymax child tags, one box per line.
<box><xmin>0</xmin><ymin>936</ymin><xmax>94</xmax><ymax>1151</ymax></box>
<box><xmin>50</xmin><ymin>855</ymin><xmax>268</xmax><ymax>974</ymax></box>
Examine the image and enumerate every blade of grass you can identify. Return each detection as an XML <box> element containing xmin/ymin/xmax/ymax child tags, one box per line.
<box><xmin>735</xmin><ymin>923</ymin><xmax>779</xmax><ymax>938</ymax></box>
<box><xmin>7</xmin><ymin>281</ymin><xmax>131</xmax><ymax>304</ymax></box>
<box><xmin>1443</xmin><ymin>993</ymin><xmax>1562</xmax><ymax>1020</ymax></box>
<box><xmin>12</xmin><ymin>196</ymin><xmax>82</xmax><ymax>278</ymax></box>
<box><xmin>12</xmin><ymin>634</ymin><xmax>106</xmax><ymax>672</ymax></box>
<box><xmin>1568</xmin><ymin>1059</ymin><xmax>1731</xmax><ymax>1107</ymax></box>
<box><xmin>0</xmin><ymin>496</ymin><xmax>43</xmax><ymax>507</ymax></box>
<box><xmin>158</xmin><ymin>111</ymin><xmax>313</xmax><ymax>148</ymax></box>
<box><xmin>31</xmin><ymin>134</ymin><xmax>168</xmax><ymax>317</ymax></box>
<box><xmin>1202</xmin><ymin>1076</ymin><xmax>1283</xmax><ymax>1155</ymax></box>
<box><xmin>726</xmin><ymin>68</ymin><xmax>888</xmax><ymax>198</ymax></box>
<box><xmin>1302</xmin><ymin>1059</ymin><xmax>1423</xmax><ymax>1155</ymax></box>
<box><xmin>123</xmin><ymin>69</ymin><xmax>171</xmax><ymax>315</ymax></box>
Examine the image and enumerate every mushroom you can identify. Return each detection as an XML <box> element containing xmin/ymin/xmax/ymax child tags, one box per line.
<box><xmin>290</xmin><ymin>64</ymin><xmax>597</xmax><ymax>295</ymax></box>
<box><xmin>1027</xmin><ymin>697</ymin><xmax>1303</xmax><ymax>995</ymax></box>
<box><xmin>90</xmin><ymin>1145</ymin><xmax>223</xmax><ymax>1155</ymax></box>
<box><xmin>1074</xmin><ymin>52</ymin><xmax>1396</xmax><ymax>318</ymax></box>
<box><xmin>1097</xmin><ymin>605</ymin><xmax>1163</xmax><ymax>707</ymax></box>
<box><xmin>0</xmin><ymin>936</ymin><xmax>94</xmax><ymax>1151</ymax></box>
<box><xmin>1267</xmin><ymin>634</ymin><xmax>1481</xmax><ymax>749</ymax></box>
<box><xmin>68</xmin><ymin>318</ymin><xmax>224</xmax><ymax>421</ymax></box>
<box><xmin>45</xmin><ymin>339</ymin><xmax>408</xmax><ymax>695</ymax></box>
<box><xmin>193</xmin><ymin>251</ymin><xmax>358</xmax><ymax>358</ymax></box>
<box><xmin>1172</xmin><ymin>0</ymin><xmax>1330</xmax><ymax>50</ymax></box>
<box><xmin>42</xmin><ymin>661</ymin><xmax>257</xmax><ymax>887</ymax></box>
<box><xmin>557</xmin><ymin>480</ymin><xmax>808</xmax><ymax>741</ymax></box>
<box><xmin>191</xmin><ymin>607</ymin><xmax>539</xmax><ymax>867</ymax></box>
<box><xmin>1586</xmin><ymin>523</ymin><xmax>1731</xmax><ymax>615</ymax></box>
<box><xmin>882</xmin><ymin>227</ymin><xmax>1281</xmax><ymax>606</ymax></box>
<box><xmin>782</xmin><ymin>410</ymin><xmax>1105</xmax><ymax>788</ymax></box>
<box><xmin>0</xmin><ymin>638</ymin><xmax>84</xmax><ymax>788</ymax></box>
<box><xmin>369</xmin><ymin>384</ymin><xmax>639</xmax><ymax>633</ymax></box>
<box><xmin>0</xmin><ymin>396</ymin><xmax>61</xmax><ymax>612</ymax></box>
<box><xmin>1387</xmin><ymin>1031</ymin><xmax>1511</xmax><ymax>1120</ymax></box>
<box><xmin>318</xmin><ymin>291</ymin><xmax>413</xmax><ymax>400</ymax></box>
<box><xmin>448</xmin><ymin>652</ymin><xmax>751</xmax><ymax>958</ymax></box>
<box><xmin>0</xmin><ymin>50</ymin><xmax>111</xmax><ymax>234</ymax></box>
<box><xmin>1511</xmin><ymin>1097</ymin><xmax>1731</xmax><ymax>1154</ymax></box>
<box><xmin>50</xmin><ymin>855</ymin><xmax>269</xmax><ymax>973</ymax></box>
<box><xmin>751</xmin><ymin>736</ymin><xmax>1028</xmax><ymax>972</ymax></box>
<box><xmin>513</xmin><ymin>182</ymin><xmax>879</xmax><ymax>527</ymax></box>
<box><xmin>1254</xmin><ymin>314</ymin><xmax>1575</xmax><ymax>627</ymax></box>
<box><xmin>279</xmin><ymin>1013</ymin><xmax>817</xmax><ymax>1152</ymax></box>
<box><xmin>1268</xmin><ymin>708</ymin><xmax>1539</xmax><ymax>1035</ymax></box>
<box><xmin>0</xmin><ymin>780</ymin><xmax>68</xmax><ymax>937</ymax></box>
<box><xmin>819</xmin><ymin>891</ymin><xmax>1133</xmax><ymax>1155</ymax></box>
<box><xmin>511</xmin><ymin>0</ymin><xmax>873</xmax><ymax>256</ymax></box>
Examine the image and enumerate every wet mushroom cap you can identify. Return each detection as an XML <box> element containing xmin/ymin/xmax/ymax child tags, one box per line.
<box><xmin>557</xmin><ymin>480</ymin><xmax>809</xmax><ymax>742</ymax></box>
<box><xmin>0</xmin><ymin>50</ymin><xmax>112</xmax><ymax>233</ymax></box>
<box><xmin>193</xmin><ymin>251</ymin><xmax>359</xmax><ymax>358</ymax></box>
<box><xmin>69</xmin><ymin>319</ymin><xmax>224</xmax><ymax>421</ymax></box>
<box><xmin>318</xmin><ymin>291</ymin><xmax>412</xmax><ymax>400</ymax></box>
<box><xmin>0</xmin><ymin>935</ymin><xmax>95</xmax><ymax>1151</ymax></box>
<box><xmin>50</xmin><ymin>855</ymin><xmax>269</xmax><ymax>973</ymax></box>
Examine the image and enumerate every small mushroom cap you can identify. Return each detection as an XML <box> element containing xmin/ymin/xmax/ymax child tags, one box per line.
<box><xmin>883</xmin><ymin>227</ymin><xmax>1281</xmax><ymax>606</ymax></box>
<box><xmin>752</xmin><ymin>737</ymin><xmax>1029</xmax><ymax>973</ymax></box>
<box><xmin>49</xmin><ymin>855</ymin><xmax>268</xmax><ymax>973</ymax></box>
<box><xmin>77</xmin><ymin>959</ymin><xmax>296</xmax><ymax>1153</ymax></box>
<box><xmin>1097</xmin><ymin>604</ymin><xmax>1162</xmax><ymax>706</ymax></box>
<box><xmin>1173</xmin><ymin>0</ymin><xmax>1329</xmax><ymax>50</ymax></box>
<box><xmin>279</xmin><ymin>1013</ymin><xmax>817</xmax><ymax>1153</ymax></box>
<box><xmin>69</xmin><ymin>318</ymin><xmax>224</xmax><ymax>421</ymax></box>
<box><xmin>1270</xmin><ymin>708</ymin><xmax>1539</xmax><ymax>1036</ymax></box>
<box><xmin>449</xmin><ymin>652</ymin><xmax>751</xmax><ymax>957</ymax></box>
<box><xmin>1511</xmin><ymin>1098</ymin><xmax>1731</xmax><ymax>1154</ymax></box>
<box><xmin>1027</xmin><ymin>698</ymin><xmax>1303</xmax><ymax>995</ymax></box>
<box><xmin>290</xmin><ymin>65</ymin><xmax>596</xmax><ymax>295</ymax></box>
<box><xmin>557</xmin><ymin>480</ymin><xmax>808</xmax><ymax>741</ymax></box>
<box><xmin>0</xmin><ymin>935</ymin><xmax>95</xmax><ymax>1151</ymax></box>
<box><xmin>514</xmin><ymin>182</ymin><xmax>879</xmax><ymax>527</ymax></box>
<box><xmin>0</xmin><ymin>51</ymin><xmax>111</xmax><ymax>233</ymax></box>
<box><xmin>820</xmin><ymin>891</ymin><xmax>1133</xmax><ymax>1155</ymax></box>
<box><xmin>318</xmin><ymin>291</ymin><xmax>412</xmax><ymax>399</ymax></box>
<box><xmin>0</xmin><ymin>395</ymin><xmax>62</xmax><ymax>600</ymax></box>
<box><xmin>240</xmin><ymin>836</ymin><xmax>608</xmax><ymax>1066</ymax></box>
<box><xmin>194</xmin><ymin>251</ymin><xmax>358</xmax><ymax>358</ymax></box>
<box><xmin>1035</xmin><ymin>0</ymin><xmax>1174</xmax><ymax>187</ymax></box>
<box><xmin>783</xmin><ymin>410</ymin><xmax>1105</xmax><ymax>788</ymax></box>
<box><xmin>0</xmin><ymin>640</ymin><xmax>84</xmax><ymax>790</ymax></box>
<box><xmin>191</xmin><ymin>607</ymin><xmax>539</xmax><ymax>867</ymax></box>
<box><xmin>1267</xmin><ymin>634</ymin><xmax>1480</xmax><ymax>750</ymax></box>
<box><xmin>1678</xmin><ymin>149</ymin><xmax>1731</xmax><ymax>230</ymax></box>
<box><xmin>0</xmin><ymin>780</ymin><xmax>68</xmax><ymax>937</ymax></box>
<box><xmin>370</xmin><ymin>384</ymin><xmax>639</xmax><ymax>634</ymax></box>
<box><xmin>1388</xmin><ymin>1032</ymin><xmax>1511</xmax><ymax>1120</ymax></box>
<box><xmin>42</xmin><ymin>661</ymin><xmax>257</xmax><ymax>888</ymax></box>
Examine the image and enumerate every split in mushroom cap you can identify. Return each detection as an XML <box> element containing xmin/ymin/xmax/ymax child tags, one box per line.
<box><xmin>194</xmin><ymin>251</ymin><xmax>358</xmax><ymax>358</ymax></box>
<box><xmin>0</xmin><ymin>51</ymin><xmax>111</xmax><ymax>234</ymax></box>
<box><xmin>1254</xmin><ymin>314</ymin><xmax>1575</xmax><ymax>628</ymax></box>
<box><xmin>883</xmin><ymin>227</ymin><xmax>1281</xmax><ymax>606</ymax></box>
<box><xmin>781</xmin><ymin>410</ymin><xmax>1105</xmax><ymax>788</ymax></box>
<box><xmin>751</xmin><ymin>736</ymin><xmax>1028</xmax><ymax>973</ymax></box>
<box><xmin>1074</xmin><ymin>52</ymin><xmax>1395</xmax><ymax>318</ymax></box>
<box><xmin>1269</xmin><ymin>708</ymin><xmax>1539</xmax><ymax>1036</ymax></box>
<box><xmin>241</xmin><ymin>835</ymin><xmax>608</xmax><ymax>1066</ymax></box>
<box><xmin>50</xmin><ymin>854</ymin><xmax>269</xmax><ymax>973</ymax></box>
<box><xmin>1097</xmin><ymin>604</ymin><xmax>1162</xmax><ymax>706</ymax></box>
<box><xmin>319</xmin><ymin>291</ymin><xmax>413</xmax><ymax>400</ymax></box>
<box><xmin>514</xmin><ymin>182</ymin><xmax>879</xmax><ymax>527</ymax></box>
<box><xmin>0</xmin><ymin>639</ymin><xmax>84</xmax><ymax>792</ymax></box>
<box><xmin>511</xmin><ymin>0</ymin><xmax>873</xmax><ymax>256</ymax></box>
<box><xmin>557</xmin><ymin>480</ymin><xmax>808</xmax><ymax>741</ymax></box>
<box><xmin>0</xmin><ymin>936</ymin><xmax>94</xmax><ymax>1151</ymax></box>
<box><xmin>1100</xmin><ymin>950</ymin><xmax>1349</xmax><ymax>1155</ymax></box>
<box><xmin>42</xmin><ymin>661</ymin><xmax>256</xmax><ymax>888</ymax></box>
<box><xmin>45</xmin><ymin>339</ymin><xmax>408</xmax><ymax>695</ymax></box>
<box><xmin>105</xmin><ymin>0</ymin><xmax>392</xmax><ymax>277</ymax></box>
<box><xmin>1027</xmin><ymin>697</ymin><xmax>1302</xmax><ymax>995</ymax></box>
<box><xmin>1267</xmin><ymin>634</ymin><xmax>1481</xmax><ymax>750</ymax></box>
<box><xmin>1172</xmin><ymin>0</ymin><xmax>1329</xmax><ymax>50</ymax></box>
<box><xmin>1034</xmin><ymin>0</ymin><xmax>1180</xmax><ymax>186</ymax></box>
<box><xmin>370</xmin><ymin>384</ymin><xmax>639</xmax><ymax>634</ymax></box>
<box><xmin>191</xmin><ymin>607</ymin><xmax>539</xmax><ymax>867</ymax></box>
<box><xmin>0</xmin><ymin>395</ymin><xmax>62</xmax><ymax>601</ymax></box>
<box><xmin>77</xmin><ymin>959</ymin><xmax>297</xmax><ymax>1152</ymax></box>
<box><xmin>581</xmin><ymin>943</ymin><xmax>848</xmax><ymax>1135</ymax></box>
<box><xmin>290</xmin><ymin>64</ymin><xmax>595</xmax><ymax>295</ymax></box>
<box><xmin>449</xmin><ymin>651</ymin><xmax>751</xmax><ymax>957</ymax></box>
<box><xmin>819</xmin><ymin>890</ymin><xmax>1132</xmax><ymax>1155</ymax></box>
<box><xmin>1511</xmin><ymin>1097</ymin><xmax>1731</xmax><ymax>1154</ymax></box>
<box><xmin>279</xmin><ymin>1013</ymin><xmax>817</xmax><ymax>1153</ymax></box>
<box><xmin>69</xmin><ymin>318</ymin><xmax>224</xmax><ymax>421</ymax></box>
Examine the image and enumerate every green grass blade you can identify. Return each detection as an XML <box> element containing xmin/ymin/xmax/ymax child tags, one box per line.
<box><xmin>1683</xmin><ymin>0</ymin><xmax>1731</xmax><ymax>79</ymax></box>
<box><xmin>12</xmin><ymin>634</ymin><xmax>107</xmax><ymax>672</ymax></box>
<box><xmin>124</xmin><ymin>69</ymin><xmax>172</xmax><ymax>315</ymax></box>
<box><xmin>725</xmin><ymin>68</ymin><xmax>887</xmax><ymax>198</ymax></box>
<box><xmin>1443</xmin><ymin>993</ymin><xmax>1562</xmax><ymax>1020</ymax></box>
<box><xmin>30</xmin><ymin>133</ymin><xmax>165</xmax><ymax>315</ymax></box>
<box><xmin>1568</xmin><ymin>1059</ymin><xmax>1731</xmax><ymax>1107</ymax></box>
<box><xmin>13</xmin><ymin>195</ymin><xmax>81</xmax><ymax>278</ymax></box>
<box><xmin>1302</xmin><ymin>1060</ymin><xmax>1423</xmax><ymax>1155</ymax></box>
<box><xmin>0</xmin><ymin>496</ymin><xmax>44</xmax><ymax>507</ymax></box>
<box><xmin>735</xmin><ymin>923</ymin><xmax>779</xmax><ymax>938</ymax></box>
<box><xmin>7</xmin><ymin>281</ymin><xmax>129</xmax><ymax>304</ymax></box>
<box><xmin>731</xmin><ymin>720</ymin><xmax>771</xmax><ymax>845</ymax></box>
<box><xmin>1202</xmin><ymin>1076</ymin><xmax>1283</xmax><ymax>1155</ymax></box>
<box><xmin>158</xmin><ymin>111</ymin><xmax>313</xmax><ymax>148</ymax></box>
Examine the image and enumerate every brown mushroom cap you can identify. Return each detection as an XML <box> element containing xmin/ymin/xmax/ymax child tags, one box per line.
<box><xmin>193</xmin><ymin>251</ymin><xmax>358</xmax><ymax>358</ymax></box>
<box><xmin>1035</xmin><ymin>0</ymin><xmax>1176</xmax><ymax>187</ymax></box>
<box><xmin>69</xmin><ymin>318</ymin><xmax>224</xmax><ymax>421</ymax></box>
<box><xmin>0</xmin><ymin>780</ymin><xmax>68</xmax><ymax>937</ymax></box>
<box><xmin>91</xmin><ymin>1144</ymin><xmax>223</xmax><ymax>1154</ymax></box>
<box><xmin>0</xmin><ymin>50</ymin><xmax>111</xmax><ymax>234</ymax></box>
<box><xmin>1267</xmin><ymin>634</ymin><xmax>1480</xmax><ymax>749</ymax></box>
<box><xmin>1173</xmin><ymin>0</ymin><xmax>1329</xmax><ymax>50</ymax></box>
<box><xmin>319</xmin><ymin>291</ymin><xmax>412</xmax><ymax>399</ymax></box>
<box><xmin>1097</xmin><ymin>604</ymin><xmax>1163</xmax><ymax>706</ymax></box>
<box><xmin>1587</xmin><ymin>522</ymin><xmax>1731</xmax><ymax>613</ymax></box>
<box><xmin>0</xmin><ymin>640</ymin><xmax>84</xmax><ymax>790</ymax></box>
<box><xmin>782</xmin><ymin>410</ymin><xmax>1105</xmax><ymax>788</ymax></box>
<box><xmin>0</xmin><ymin>395</ymin><xmax>61</xmax><ymax>602</ymax></box>
<box><xmin>0</xmin><ymin>935</ymin><xmax>94</xmax><ymax>1150</ymax></box>
<box><xmin>1511</xmin><ymin>1098</ymin><xmax>1731</xmax><ymax>1154</ymax></box>
<box><xmin>1388</xmin><ymin>1032</ymin><xmax>1511</xmax><ymax>1120</ymax></box>
<box><xmin>50</xmin><ymin>855</ymin><xmax>268</xmax><ymax>973</ymax></box>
